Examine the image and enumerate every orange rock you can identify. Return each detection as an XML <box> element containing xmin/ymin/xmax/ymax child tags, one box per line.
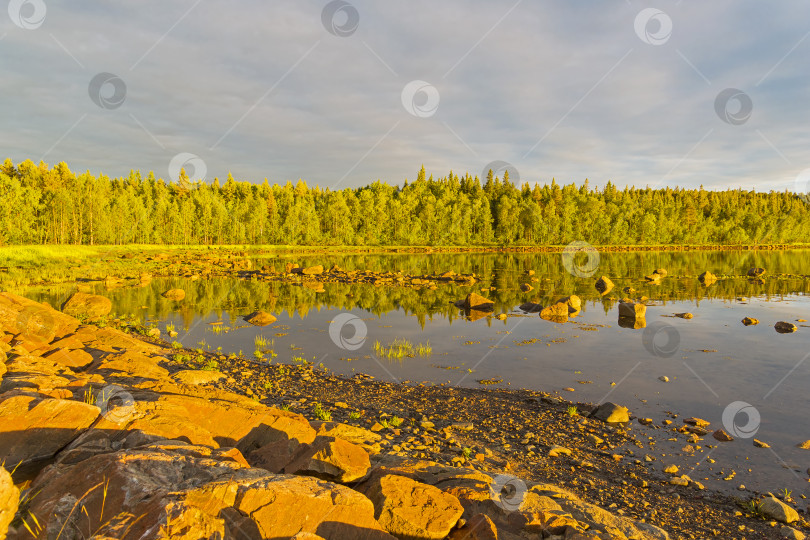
<box><xmin>43</xmin><ymin>348</ymin><xmax>94</xmax><ymax>369</ymax></box>
<box><xmin>283</xmin><ymin>436</ymin><xmax>371</xmax><ymax>483</ymax></box>
<box><xmin>0</xmin><ymin>395</ymin><xmax>99</xmax><ymax>466</ymax></box>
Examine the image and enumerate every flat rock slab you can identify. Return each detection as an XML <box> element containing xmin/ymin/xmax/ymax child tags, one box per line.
<box><xmin>0</xmin><ymin>394</ymin><xmax>99</xmax><ymax>467</ymax></box>
<box><xmin>61</xmin><ymin>292</ymin><xmax>112</xmax><ymax>320</ymax></box>
<box><xmin>25</xmin><ymin>444</ymin><xmax>394</xmax><ymax>540</ymax></box>
<box><xmin>173</xmin><ymin>369</ymin><xmax>226</xmax><ymax>385</ymax></box>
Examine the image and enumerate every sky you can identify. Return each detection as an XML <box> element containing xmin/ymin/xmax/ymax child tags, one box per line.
<box><xmin>2</xmin><ymin>1</ymin><xmax>809</xmax><ymax>193</ymax></box>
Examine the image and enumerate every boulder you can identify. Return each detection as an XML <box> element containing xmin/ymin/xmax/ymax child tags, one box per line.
<box><xmin>60</xmin><ymin>292</ymin><xmax>112</xmax><ymax>320</ymax></box>
<box><xmin>781</xmin><ymin>526</ymin><xmax>806</xmax><ymax>540</ymax></box>
<box><xmin>698</xmin><ymin>271</ymin><xmax>716</xmax><ymax>284</ymax></box>
<box><xmin>455</xmin><ymin>293</ymin><xmax>495</xmax><ymax>311</ymax></box>
<box><xmin>283</xmin><ymin>436</ymin><xmax>371</xmax><ymax>483</ymax></box>
<box><xmin>742</xmin><ymin>317</ymin><xmax>759</xmax><ymax>326</ymax></box>
<box><xmin>775</xmin><ymin>321</ymin><xmax>798</xmax><ymax>333</ymax></box>
<box><xmin>555</xmin><ymin>295</ymin><xmax>581</xmax><ymax>313</ymax></box>
<box><xmin>653</xmin><ymin>268</ymin><xmax>667</xmax><ymax>277</ymax></box>
<box><xmin>310</xmin><ymin>421</ymin><xmax>382</xmax><ymax>455</ymax></box>
<box><xmin>302</xmin><ymin>265</ymin><xmax>324</xmax><ymax>275</ymax></box>
<box><xmin>618</xmin><ymin>302</ymin><xmax>646</xmax><ymax>319</ymax></box>
<box><xmin>247</xmin><ymin>438</ymin><xmax>303</xmax><ymax>473</ymax></box>
<box><xmin>0</xmin><ymin>292</ymin><xmax>79</xmax><ymax>343</ymax></box>
<box><xmin>0</xmin><ymin>395</ymin><xmax>100</xmax><ymax>467</ymax></box>
<box><xmin>747</xmin><ymin>267</ymin><xmax>766</xmax><ymax>277</ymax></box>
<box><xmin>594</xmin><ymin>276</ymin><xmax>614</xmax><ymax>295</ymax></box>
<box><xmin>589</xmin><ymin>402</ymin><xmax>630</xmax><ymax>423</ymax></box>
<box><xmin>540</xmin><ymin>302</ymin><xmax>569</xmax><ymax>322</ymax></box>
<box><xmin>712</xmin><ymin>429</ymin><xmax>734</xmax><ymax>442</ymax></box>
<box><xmin>362</xmin><ymin>474</ymin><xmax>464</xmax><ymax>539</ymax></box>
<box><xmin>518</xmin><ymin>303</ymin><xmax>542</xmax><ymax>313</ymax></box>
<box><xmin>0</xmin><ymin>465</ymin><xmax>19</xmax><ymax>540</ymax></box>
<box><xmin>759</xmin><ymin>494</ymin><xmax>799</xmax><ymax>524</ymax></box>
<box><xmin>244</xmin><ymin>311</ymin><xmax>277</xmax><ymax>326</ymax></box>
<box><xmin>24</xmin><ymin>445</ymin><xmax>395</xmax><ymax>540</ymax></box>
<box><xmin>161</xmin><ymin>288</ymin><xmax>186</xmax><ymax>301</ymax></box>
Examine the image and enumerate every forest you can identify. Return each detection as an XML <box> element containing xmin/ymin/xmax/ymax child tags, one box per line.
<box><xmin>1</xmin><ymin>158</ymin><xmax>808</xmax><ymax>247</ymax></box>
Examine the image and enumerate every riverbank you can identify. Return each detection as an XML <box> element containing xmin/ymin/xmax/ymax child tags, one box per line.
<box><xmin>1</xmin><ymin>292</ymin><xmax>807</xmax><ymax>539</ymax></box>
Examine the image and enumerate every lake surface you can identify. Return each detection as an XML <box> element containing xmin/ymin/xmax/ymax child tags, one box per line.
<box><xmin>21</xmin><ymin>249</ymin><xmax>810</xmax><ymax>496</ymax></box>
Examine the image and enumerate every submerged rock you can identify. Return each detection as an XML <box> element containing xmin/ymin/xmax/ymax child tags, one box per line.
<box><xmin>455</xmin><ymin>293</ymin><xmax>494</xmax><ymax>311</ymax></box>
<box><xmin>775</xmin><ymin>321</ymin><xmax>797</xmax><ymax>333</ymax></box>
<box><xmin>698</xmin><ymin>271</ymin><xmax>716</xmax><ymax>285</ymax></box>
<box><xmin>161</xmin><ymin>288</ymin><xmax>186</xmax><ymax>301</ymax></box>
<box><xmin>595</xmin><ymin>276</ymin><xmax>614</xmax><ymax>295</ymax></box>
<box><xmin>244</xmin><ymin>311</ymin><xmax>277</xmax><ymax>326</ymax></box>
<box><xmin>747</xmin><ymin>267</ymin><xmax>766</xmax><ymax>277</ymax></box>
<box><xmin>618</xmin><ymin>301</ymin><xmax>646</xmax><ymax>319</ymax></box>
<box><xmin>742</xmin><ymin>317</ymin><xmax>759</xmax><ymax>326</ymax></box>
<box><xmin>589</xmin><ymin>402</ymin><xmax>630</xmax><ymax>423</ymax></box>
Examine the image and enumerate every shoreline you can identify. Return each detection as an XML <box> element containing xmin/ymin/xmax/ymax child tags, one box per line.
<box><xmin>165</xmin><ymin>347</ymin><xmax>808</xmax><ymax>539</ymax></box>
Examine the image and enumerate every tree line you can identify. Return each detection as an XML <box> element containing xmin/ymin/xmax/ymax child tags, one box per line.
<box><xmin>1</xmin><ymin>158</ymin><xmax>808</xmax><ymax>246</ymax></box>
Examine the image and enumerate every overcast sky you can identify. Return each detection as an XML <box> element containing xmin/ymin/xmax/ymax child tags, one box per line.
<box><xmin>2</xmin><ymin>1</ymin><xmax>809</xmax><ymax>192</ymax></box>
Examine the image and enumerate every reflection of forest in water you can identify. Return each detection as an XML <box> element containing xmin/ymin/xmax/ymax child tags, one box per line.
<box><xmin>23</xmin><ymin>250</ymin><xmax>810</xmax><ymax>330</ymax></box>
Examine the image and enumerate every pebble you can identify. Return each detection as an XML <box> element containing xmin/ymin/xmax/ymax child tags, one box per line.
<box><xmin>658</xmin><ymin>376</ymin><xmax>670</xmax><ymax>382</ymax></box>
<box><xmin>753</xmin><ymin>439</ymin><xmax>770</xmax><ymax>448</ymax></box>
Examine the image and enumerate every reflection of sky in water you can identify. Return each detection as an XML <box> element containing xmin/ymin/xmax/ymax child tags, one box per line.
<box><xmin>21</xmin><ymin>262</ymin><xmax>810</xmax><ymax>495</ymax></box>
<box><xmin>164</xmin><ymin>292</ymin><xmax>810</xmax><ymax>495</ymax></box>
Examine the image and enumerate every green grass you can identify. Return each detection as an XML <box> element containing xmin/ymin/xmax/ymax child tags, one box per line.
<box><xmin>313</xmin><ymin>403</ymin><xmax>332</xmax><ymax>421</ymax></box>
<box><xmin>254</xmin><ymin>335</ymin><xmax>272</xmax><ymax>349</ymax></box>
<box><xmin>567</xmin><ymin>405</ymin><xmax>578</xmax><ymax>417</ymax></box>
<box><xmin>373</xmin><ymin>338</ymin><xmax>432</xmax><ymax>359</ymax></box>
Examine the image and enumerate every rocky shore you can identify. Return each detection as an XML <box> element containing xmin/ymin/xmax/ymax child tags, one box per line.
<box><xmin>0</xmin><ymin>292</ymin><xmax>808</xmax><ymax>539</ymax></box>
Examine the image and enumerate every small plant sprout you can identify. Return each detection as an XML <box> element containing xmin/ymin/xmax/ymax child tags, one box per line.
<box><xmin>567</xmin><ymin>405</ymin><xmax>578</xmax><ymax>417</ymax></box>
<box><xmin>349</xmin><ymin>411</ymin><xmax>362</xmax><ymax>420</ymax></box>
<box><xmin>254</xmin><ymin>334</ymin><xmax>272</xmax><ymax>350</ymax></box>
<box><xmin>779</xmin><ymin>488</ymin><xmax>793</xmax><ymax>502</ymax></box>
<box><xmin>462</xmin><ymin>447</ymin><xmax>472</xmax><ymax>459</ymax></box>
<box><xmin>389</xmin><ymin>416</ymin><xmax>403</xmax><ymax>427</ymax></box>
<box><xmin>313</xmin><ymin>403</ymin><xmax>332</xmax><ymax>421</ymax></box>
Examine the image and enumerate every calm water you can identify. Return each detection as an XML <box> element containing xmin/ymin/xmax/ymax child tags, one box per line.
<box><xmin>21</xmin><ymin>250</ymin><xmax>810</xmax><ymax>496</ymax></box>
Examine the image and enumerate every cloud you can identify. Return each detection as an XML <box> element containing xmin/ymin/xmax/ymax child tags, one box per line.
<box><xmin>1</xmin><ymin>0</ymin><xmax>809</xmax><ymax>191</ymax></box>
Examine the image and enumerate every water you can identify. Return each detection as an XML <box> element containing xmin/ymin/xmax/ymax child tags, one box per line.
<box><xmin>21</xmin><ymin>249</ymin><xmax>810</xmax><ymax>496</ymax></box>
